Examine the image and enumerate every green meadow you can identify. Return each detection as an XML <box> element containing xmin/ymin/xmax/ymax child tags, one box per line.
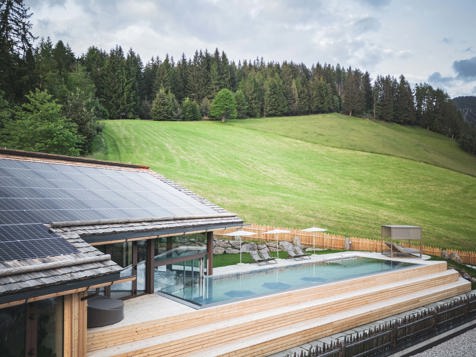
<box><xmin>92</xmin><ymin>114</ymin><xmax>476</xmax><ymax>250</ymax></box>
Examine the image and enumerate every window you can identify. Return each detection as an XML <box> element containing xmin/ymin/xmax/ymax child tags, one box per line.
<box><xmin>0</xmin><ymin>297</ymin><xmax>63</xmax><ymax>357</ymax></box>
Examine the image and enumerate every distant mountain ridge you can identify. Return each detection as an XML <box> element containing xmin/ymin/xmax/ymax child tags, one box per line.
<box><xmin>453</xmin><ymin>96</ymin><xmax>476</xmax><ymax>127</ymax></box>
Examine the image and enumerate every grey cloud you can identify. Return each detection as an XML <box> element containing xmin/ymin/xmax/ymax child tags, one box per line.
<box><xmin>26</xmin><ymin>0</ymin><xmax>66</xmax><ymax>6</ymax></box>
<box><xmin>353</xmin><ymin>17</ymin><xmax>381</xmax><ymax>34</ymax></box>
<box><xmin>428</xmin><ymin>72</ymin><xmax>453</xmax><ymax>84</ymax></box>
<box><xmin>359</xmin><ymin>0</ymin><xmax>391</xmax><ymax>7</ymax></box>
<box><xmin>453</xmin><ymin>57</ymin><xmax>476</xmax><ymax>80</ymax></box>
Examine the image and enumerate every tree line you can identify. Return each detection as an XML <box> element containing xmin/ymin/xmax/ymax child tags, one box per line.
<box><xmin>1</xmin><ymin>0</ymin><xmax>475</xmax><ymax>155</ymax></box>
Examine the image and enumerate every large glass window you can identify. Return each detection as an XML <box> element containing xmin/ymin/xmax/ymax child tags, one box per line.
<box><xmin>99</xmin><ymin>241</ymin><xmax>147</xmax><ymax>299</ymax></box>
<box><xmin>0</xmin><ymin>297</ymin><xmax>63</xmax><ymax>357</ymax></box>
<box><xmin>96</xmin><ymin>233</ymin><xmax>208</xmax><ymax>299</ymax></box>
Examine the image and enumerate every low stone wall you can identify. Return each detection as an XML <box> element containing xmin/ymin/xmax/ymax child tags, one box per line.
<box><xmin>213</xmin><ymin>239</ymin><xmax>298</xmax><ymax>255</ymax></box>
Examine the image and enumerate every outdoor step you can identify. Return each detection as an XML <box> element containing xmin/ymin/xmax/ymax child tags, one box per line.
<box><xmin>87</xmin><ymin>261</ymin><xmax>446</xmax><ymax>352</ymax></box>
<box><xmin>87</xmin><ymin>268</ymin><xmax>464</xmax><ymax>356</ymax></box>
<box><xmin>198</xmin><ymin>279</ymin><xmax>471</xmax><ymax>357</ymax></box>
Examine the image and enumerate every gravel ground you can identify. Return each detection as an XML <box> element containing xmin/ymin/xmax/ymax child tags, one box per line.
<box><xmin>410</xmin><ymin>328</ymin><xmax>476</xmax><ymax>356</ymax></box>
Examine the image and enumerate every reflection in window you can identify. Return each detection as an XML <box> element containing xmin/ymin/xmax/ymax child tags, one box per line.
<box><xmin>0</xmin><ymin>297</ymin><xmax>63</xmax><ymax>357</ymax></box>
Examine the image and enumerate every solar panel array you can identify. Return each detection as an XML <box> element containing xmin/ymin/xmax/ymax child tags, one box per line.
<box><xmin>0</xmin><ymin>224</ymin><xmax>77</xmax><ymax>261</ymax></box>
<box><xmin>0</xmin><ymin>158</ymin><xmax>218</xmax><ymax>262</ymax></box>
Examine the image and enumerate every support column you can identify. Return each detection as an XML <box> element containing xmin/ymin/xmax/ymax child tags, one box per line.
<box><xmin>207</xmin><ymin>231</ymin><xmax>214</xmax><ymax>276</ymax></box>
<box><xmin>145</xmin><ymin>239</ymin><xmax>154</xmax><ymax>294</ymax></box>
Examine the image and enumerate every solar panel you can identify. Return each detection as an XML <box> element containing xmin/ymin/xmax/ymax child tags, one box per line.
<box><xmin>0</xmin><ymin>157</ymin><xmax>220</xmax><ymax>261</ymax></box>
<box><xmin>0</xmin><ymin>224</ymin><xmax>78</xmax><ymax>262</ymax></box>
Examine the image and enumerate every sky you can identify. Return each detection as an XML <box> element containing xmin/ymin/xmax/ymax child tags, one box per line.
<box><xmin>25</xmin><ymin>0</ymin><xmax>476</xmax><ymax>98</ymax></box>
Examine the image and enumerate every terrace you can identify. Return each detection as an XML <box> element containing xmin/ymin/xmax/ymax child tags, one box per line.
<box><xmin>87</xmin><ymin>252</ymin><xmax>471</xmax><ymax>356</ymax></box>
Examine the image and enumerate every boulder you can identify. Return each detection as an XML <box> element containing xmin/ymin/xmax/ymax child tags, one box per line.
<box><xmin>225</xmin><ymin>248</ymin><xmax>240</xmax><ymax>254</ymax></box>
<box><xmin>293</xmin><ymin>236</ymin><xmax>302</xmax><ymax>247</ymax></box>
<box><xmin>229</xmin><ymin>240</ymin><xmax>242</xmax><ymax>249</ymax></box>
<box><xmin>280</xmin><ymin>241</ymin><xmax>294</xmax><ymax>251</ymax></box>
<box><xmin>449</xmin><ymin>252</ymin><xmax>463</xmax><ymax>264</ymax></box>
<box><xmin>213</xmin><ymin>247</ymin><xmax>225</xmax><ymax>255</ymax></box>
<box><xmin>241</xmin><ymin>243</ymin><xmax>257</xmax><ymax>252</ymax></box>
<box><xmin>215</xmin><ymin>240</ymin><xmax>230</xmax><ymax>248</ymax></box>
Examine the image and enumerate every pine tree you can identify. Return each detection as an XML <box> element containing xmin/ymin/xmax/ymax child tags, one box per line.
<box><xmin>181</xmin><ymin>97</ymin><xmax>201</xmax><ymax>121</ymax></box>
<box><xmin>0</xmin><ymin>0</ymin><xmax>36</xmax><ymax>101</ymax></box>
<box><xmin>151</xmin><ymin>87</ymin><xmax>179</xmax><ymax>121</ymax></box>
<box><xmin>234</xmin><ymin>89</ymin><xmax>248</xmax><ymax>119</ymax></box>
<box><xmin>394</xmin><ymin>75</ymin><xmax>415</xmax><ymax>124</ymax></box>
<box><xmin>264</xmin><ymin>74</ymin><xmax>288</xmax><ymax>117</ymax></box>
<box><xmin>0</xmin><ymin>89</ymin><xmax>82</xmax><ymax>155</ymax></box>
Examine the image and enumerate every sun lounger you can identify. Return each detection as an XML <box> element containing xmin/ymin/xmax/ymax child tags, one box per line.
<box><xmin>294</xmin><ymin>245</ymin><xmax>310</xmax><ymax>258</ymax></box>
<box><xmin>385</xmin><ymin>241</ymin><xmax>421</xmax><ymax>257</ymax></box>
<box><xmin>250</xmin><ymin>250</ymin><xmax>276</xmax><ymax>265</ymax></box>
<box><xmin>285</xmin><ymin>246</ymin><xmax>309</xmax><ymax>260</ymax></box>
<box><xmin>259</xmin><ymin>249</ymin><xmax>277</xmax><ymax>263</ymax></box>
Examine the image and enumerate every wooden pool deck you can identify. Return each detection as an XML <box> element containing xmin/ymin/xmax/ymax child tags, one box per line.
<box><xmin>87</xmin><ymin>252</ymin><xmax>471</xmax><ymax>356</ymax></box>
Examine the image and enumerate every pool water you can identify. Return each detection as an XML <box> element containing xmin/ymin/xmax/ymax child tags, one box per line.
<box><xmin>159</xmin><ymin>257</ymin><xmax>417</xmax><ymax>307</ymax></box>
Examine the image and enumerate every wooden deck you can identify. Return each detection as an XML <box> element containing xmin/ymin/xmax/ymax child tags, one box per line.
<box><xmin>87</xmin><ymin>254</ymin><xmax>471</xmax><ymax>356</ymax></box>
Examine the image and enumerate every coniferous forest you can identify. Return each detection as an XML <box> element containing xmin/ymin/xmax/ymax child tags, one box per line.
<box><xmin>1</xmin><ymin>0</ymin><xmax>475</xmax><ymax>156</ymax></box>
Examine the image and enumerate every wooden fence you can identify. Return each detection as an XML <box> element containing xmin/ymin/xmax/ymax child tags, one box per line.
<box><xmin>216</xmin><ymin>224</ymin><xmax>476</xmax><ymax>265</ymax></box>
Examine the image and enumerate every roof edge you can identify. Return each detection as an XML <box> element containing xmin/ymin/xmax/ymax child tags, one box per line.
<box><xmin>0</xmin><ymin>148</ymin><xmax>149</xmax><ymax>169</ymax></box>
<box><xmin>49</xmin><ymin>213</ymin><xmax>240</xmax><ymax>228</ymax></box>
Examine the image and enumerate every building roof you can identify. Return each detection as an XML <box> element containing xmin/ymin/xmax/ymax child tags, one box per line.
<box><xmin>0</xmin><ymin>149</ymin><xmax>243</xmax><ymax>304</ymax></box>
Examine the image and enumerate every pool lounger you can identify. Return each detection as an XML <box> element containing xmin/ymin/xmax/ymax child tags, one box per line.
<box><xmin>250</xmin><ymin>249</ymin><xmax>276</xmax><ymax>265</ymax></box>
<box><xmin>385</xmin><ymin>241</ymin><xmax>421</xmax><ymax>257</ymax></box>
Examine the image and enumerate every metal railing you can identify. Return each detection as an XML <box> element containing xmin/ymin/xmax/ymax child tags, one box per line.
<box><xmin>286</xmin><ymin>292</ymin><xmax>476</xmax><ymax>357</ymax></box>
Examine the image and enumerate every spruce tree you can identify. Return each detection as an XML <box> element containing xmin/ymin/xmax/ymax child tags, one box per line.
<box><xmin>0</xmin><ymin>0</ymin><xmax>36</xmax><ymax>101</ymax></box>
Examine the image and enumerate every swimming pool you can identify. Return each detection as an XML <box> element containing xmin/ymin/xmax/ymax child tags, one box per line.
<box><xmin>158</xmin><ymin>257</ymin><xmax>418</xmax><ymax>307</ymax></box>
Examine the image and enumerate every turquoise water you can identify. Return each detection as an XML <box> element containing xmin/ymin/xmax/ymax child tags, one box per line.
<box><xmin>159</xmin><ymin>257</ymin><xmax>417</xmax><ymax>307</ymax></box>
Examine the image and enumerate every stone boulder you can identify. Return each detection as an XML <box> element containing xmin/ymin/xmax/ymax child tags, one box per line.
<box><xmin>280</xmin><ymin>241</ymin><xmax>294</xmax><ymax>251</ymax></box>
<box><xmin>229</xmin><ymin>240</ymin><xmax>242</xmax><ymax>249</ymax></box>
<box><xmin>241</xmin><ymin>243</ymin><xmax>257</xmax><ymax>252</ymax></box>
<box><xmin>213</xmin><ymin>247</ymin><xmax>225</xmax><ymax>255</ymax></box>
<box><xmin>449</xmin><ymin>252</ymin><xmax>463</xmax><ymax>264</ymax></box>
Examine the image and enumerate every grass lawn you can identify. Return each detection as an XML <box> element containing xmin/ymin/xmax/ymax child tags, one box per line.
<box><xmin>212</xmin><ymin>249</ymin><xmax>343</xmax><ymax>268</ymax></box>
<box><xmin>91</xmin><ymin>114</ymin><xmax>476</xmax><ymax>250</ymax></box>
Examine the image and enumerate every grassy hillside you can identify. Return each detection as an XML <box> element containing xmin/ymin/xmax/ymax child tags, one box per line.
<box><xmin>92</xmin><ymin>114</ymin><xmax>476</xmax><ymax>250</ymax></box>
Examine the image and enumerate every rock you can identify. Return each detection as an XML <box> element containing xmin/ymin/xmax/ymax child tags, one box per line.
<box><xmin>441</xmin><ymin>250</ymin><xmax>450</xmax><ymax>260</ymax></box>
<box><xmin>461</xmin><ymin>271</ymin><xmax>472</xmax><ymax>281</ymax></box>
<box><xmin>344</xmin><ymin>238</ymin><xmax>352</xmax><ymax>250</ymax></box>
<box><xmin>214</xmin><ymin>240</ymin><xmax>230</xmax><ymax>248</ymax></box>
<box><xmin>280</xmin><ymin>241</ymin><xmax>294</xmax><ymax>251</ymax></box>
<box><xmin>449</xmin><ymin>252</ymin><xmax>463</xmax><ymax>264</ymax></box>
<box><xmin>293</xmin><ymin>236</ymin><xmax>302</xmax><ymax>247</ymax></box>
<box><xmin>257</xmin><ymin>244</ymin><xmax>268</xmax><ymax>250</ymax></box>
<box><xmin>241</xmin><ymin>243</ymin><xmax>257</xmax><ymax>252</ymax></box>
<box><xmin>225</xmin><ymin>248</ymin><xmax>240</xmax><ymax>254</ymax></box>
<box><xmin>229</xmin><ymin>240</ymin><xmax>242</xmax><ymax>249</ymax></box>
<box><xmin>213</xmin><ymin>247</ymin><xmax>225</xmax><ymax>255</ymax></box>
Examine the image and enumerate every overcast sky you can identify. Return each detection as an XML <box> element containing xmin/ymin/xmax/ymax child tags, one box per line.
<box><xmin>26</xmin><ymin>0</ymin><xmax>476</xmax><ymax>97</ymax></box>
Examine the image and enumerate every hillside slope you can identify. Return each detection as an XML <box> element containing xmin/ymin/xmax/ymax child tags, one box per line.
<box><xmin>92</xmin><ymin>115</ymin><xmax>476</xmax><ymax>250</ymax></box>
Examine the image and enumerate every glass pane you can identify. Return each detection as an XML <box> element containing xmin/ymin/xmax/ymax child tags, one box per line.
<box><xmin>31</xmin><ymin>297</ymin><xmax>63</xmax><ymax>357</ymax></box>
<box><xmin>0</xmin><ymin>304</ymin><xmax>26</xmax><ymax>357</ymax></box>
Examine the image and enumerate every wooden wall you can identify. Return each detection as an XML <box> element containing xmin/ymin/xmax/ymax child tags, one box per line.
<box><xmin>63</xmin><ymin>291</ymin><xmax>88</xmax><ymax>357</ymax></box>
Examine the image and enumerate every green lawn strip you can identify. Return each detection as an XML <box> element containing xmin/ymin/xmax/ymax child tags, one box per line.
<box><xmin>91</xmin><ymin>118</ymin><xmax>476</xmax><ymax>250</ymax></box>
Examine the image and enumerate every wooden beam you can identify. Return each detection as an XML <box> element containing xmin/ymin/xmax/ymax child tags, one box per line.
<box><xmin>146</xmin><ymin>239</ymin><xmax>154</xmax><ymax>294</ymax></box>
<box><xmin>207</xmin><ymin>231</ymin><xmax>214</xmax><ymax>275</ymax></box>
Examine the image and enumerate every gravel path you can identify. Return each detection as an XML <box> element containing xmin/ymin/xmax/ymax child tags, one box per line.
<box><xmin>411</xmin><ymin>328</ymin><xmax>476</xmax><ymax>356</ymax></box>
